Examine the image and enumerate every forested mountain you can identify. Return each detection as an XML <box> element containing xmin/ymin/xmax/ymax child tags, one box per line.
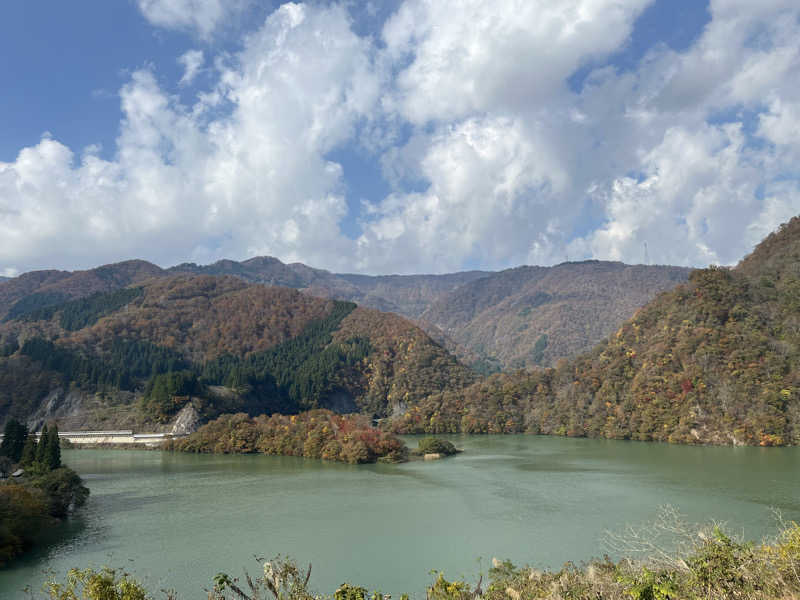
<box><xmin>392</xmin><ymin>217</ymin><xmax>800</xmax><ymax>446</ymax></box>
<box><xmin>168</xmin><ymin>256</ymin><xmax>330</xmax><ymax>289</ymax></box>
<box><xmin>1</xmin><ymin>218</ymin><xmax>799</xmax><ymax>445</ymax></box>
<box><xmin>1</xmin><ymin>257</ymin><xmax>688</xmax><ymax>372</ymax></box>
<box><xmin>420</xmin><ymin>261</ymin><xmax>691</xmax><ymax>370</ymax></box>
<box><xmin>0</xmin><ymin>275</ymin><xmax>475</xmax><ymax>430</ymax></box>
<box><xmin>305</xmin><ymin>271</ymin><xmax>491</xmax><ymax>317</ymax></box>
<box><xmin>0</xmin><ymin>260</ymin><xmax>163</xmax><ymax>322</ymax></box>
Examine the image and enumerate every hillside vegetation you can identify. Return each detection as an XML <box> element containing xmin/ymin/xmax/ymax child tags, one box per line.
<box><xmin>0</xmin><ymin>420</ymin><xmax>89</xmax><ymax>564</ymax></box>
<box><xmin>170</xmin><ymin>257</ymin><xmax>490</xmax><ymax>318</ymax></box>
<box><xmin>0</xmin><ymin>256</ymin><xmax>687</xmax><ymax>372</ymax></box>
<box><xmin>0</xmin><ymin>276</ymin><xmax>475</xmax><ymax>429</ymax></box>
<box><xmin>0</xmin><ymin>260</ymin><xmax>162</xmax><ymax>322</ymax></box>
<box><xmin>420</xmin><ymin>261</ymin><xmax>690</xmax><ymax>370</ymax></box>
<box><xmin>168</xmin><ymin>410</ymin><xmax>407</xmax><ymax>464</ymax></box>
<box><xmin>391</xmin><ymin>217</ymin><xmax>800</xmax><ymax>446</ymax></box>
<box><xmin>2</xmin><ymin>219</ymin><xmax>800</xmax><ymax>446</ymax></box>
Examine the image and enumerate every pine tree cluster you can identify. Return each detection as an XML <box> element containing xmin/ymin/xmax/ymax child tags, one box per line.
<box><xmin>1</xmin><ymin>418</ymin><xmax>61</xmax><ymax>471</ymax></box>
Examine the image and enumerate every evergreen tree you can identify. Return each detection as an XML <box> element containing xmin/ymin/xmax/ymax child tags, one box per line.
<box><xmin>0</xmin><ymin>418</ymin><xmax>28</xmax><ymax>462</ymax></box>
<box><xmin>45</xmin><ymin>423</ymin><xmax>62</xmax><ymax>470</ymax></box>
<box><xmin>36</xmin><ymin>424</ymin><xmax>49</xmax><ymax>464</ymax></box>
<box><xmin>20</xmin><ymin>434</ymin><xmax>38</xmax><ymax>466</ymax></box>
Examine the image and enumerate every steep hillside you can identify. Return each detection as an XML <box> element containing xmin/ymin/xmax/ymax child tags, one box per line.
<box><xmin>2</xmin><ymin>257</ymin><xmax>689</xmax><ymax>374</ymax></box>
<box><xmin>392</xmin><ymin>218</ymin><xmax>800</xmax><ymax>446</ymax></box>
<box><xmin>0</xmin><ymin>260</ymin><xmax>164</xmax><ymax>322</ymax></box>
<box><xmin>421</xmin><ymin>261</ymin><xmax>691</xmax><ymax>370</ymax></box>
<box><xmin>0</xmin><ymin>276</ymin><xmax>476</xmax><ymax>430</ymax></box>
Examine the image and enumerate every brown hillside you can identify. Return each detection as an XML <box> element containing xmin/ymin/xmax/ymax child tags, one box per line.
<box><xmin>66</xmin><ymin>276</ymin><xmax>335</xmax><ymax>363</ymax></box>
<box><xmin>0</xmin><ymin>260</ymin><xmax>164</xmax><ymax>320</ymax></box>
<box><xmin>421</xmin><ymin>261</ymin><xmax>691</xmax><ymax>369</ymax></box>
<box><xmin>391</xmin><ymin>217</ymin><xmax>800</xmax><ymax>446</ymax></box>
<box><xmin>0</xmin><ymin>274</ymin><xmax>474</xmax><ymax>428</ymax></box>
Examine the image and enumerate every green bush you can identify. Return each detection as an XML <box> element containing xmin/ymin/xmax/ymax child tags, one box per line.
<box><xmin>417</xmin><ymin>437</ymin><xmax>457</xmax><ymax>455</ymax></box>
<box><xmin>0</xmin><ymin>466</ymin><xmax>89</xmax><ymax>564</ymax></box>
<box><xmin>45</xmin><ymin>566</ymin><xmax>149</xmax><ymax>600</ymax></box>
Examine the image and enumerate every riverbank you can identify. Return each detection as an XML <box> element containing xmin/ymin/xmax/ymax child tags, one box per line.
<box><xmin>0</xmin><ymin>466</ymin><xmax>89</xmax><ymax>565</ymax></box>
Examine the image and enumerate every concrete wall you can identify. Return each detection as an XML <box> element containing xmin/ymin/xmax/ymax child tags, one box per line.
<box><xmin>2</xmin><ymin>430</ymin><xmax>185</xmax><ymax>447</ymax></box>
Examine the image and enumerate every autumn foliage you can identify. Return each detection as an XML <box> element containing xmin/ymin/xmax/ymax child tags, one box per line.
<box><xmin>168</xmin><ymin>410</ymin><xmax>408</xmax><ymax>464</ymax></box>
<box><xmin>390</xmin><ymin>218</ymin><xmax>800</xmax><ymax>446</ymax></box>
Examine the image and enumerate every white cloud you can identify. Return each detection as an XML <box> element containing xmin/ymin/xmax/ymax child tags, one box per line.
<box><xmin>357</xmin><ymin>116</ymin><xmax>571</xmax><ymax>272</ymax></box>
<box><xmin>0</xmin><ymin>3</ymin><xmax>379</xmax><ymax>273</ymax></box>
<box><xmin>382</xmin><ymin>0</ymin><xmax>652</xmax><ymax>124</ymax></box>
<box><xmin>567</xmin><ymin>123</ymin><xmax>771</xmax><ymax>266</ymax></box>
<box><xmin>359</xmin><ymin>0</ymin><xmax>800</xmax><ymax>271</ymax></box>
<box><xmin>561</xmin><ymin>0</ymin><xmax>800</xmax><ymax>267</ymax></box>
<box><xmin>137</xmin><ymin>0</ymin><xmax>250</xmax><ymax>37</ymax></box>
<box><xmin>3</xmin><ymin>0</ymin><xmax>800</xmax><ymax>276</ymax></box>
<box><xmin>178</xmin><ymin>50</ymin><xmax>204</xmax><ymax>85</ymax></box>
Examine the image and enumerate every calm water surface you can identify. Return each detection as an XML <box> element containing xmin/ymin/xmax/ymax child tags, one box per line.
<box><xmin>2</xmin><ymin>435</ymin><xmax>799</xmax><ymax>597</ymax></box>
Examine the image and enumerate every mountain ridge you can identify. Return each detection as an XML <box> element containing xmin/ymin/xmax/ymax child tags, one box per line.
<box><xmin>391</xmin><ymin>217</ymin><xmax>800</xmax><ymax>446</ymax></box>
<box><xmin>0</xmin><ymin>274</ymin><xmax>476</xmax><ymax>429</ymax></box>
<box><xmin>0</xmin><ymin>257</ymin><xmax>689</xmax><ymax>369</ymax></box>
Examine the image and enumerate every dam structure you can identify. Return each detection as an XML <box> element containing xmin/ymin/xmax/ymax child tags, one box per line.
<box><xmin>1</xmin><ymin>430</ymin><xmax>185</xmax><ymax>447</ymax></box>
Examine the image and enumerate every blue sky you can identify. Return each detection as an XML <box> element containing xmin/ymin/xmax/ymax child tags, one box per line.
<box><xmin>1</xmin><ymin>0</ymin><xmax>799</xmax><ymax>276</ymax></box>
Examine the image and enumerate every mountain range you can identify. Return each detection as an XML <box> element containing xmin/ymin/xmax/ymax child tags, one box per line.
<box><xmin>0</xmin><ymin>257</ymin><xmax>689</xmax><ymax>372</ymax></box>
<box><xmin>398</xmin><ymin>216</ymin><xmax>800</xmax><ymax>446</ymax></box>
<box><xmin>0</xmin><ymin>275</ymin><xmax>475</xmax><ymax>430</ymax></box>
<box><xmin>1</xmin><ymin>216</ymin><xmax>797</xmax><ymax>445</ymax></box>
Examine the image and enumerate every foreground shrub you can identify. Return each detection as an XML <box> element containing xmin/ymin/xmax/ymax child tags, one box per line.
<box><xmin>45</xmin><ymin>567</ymin><xmax>150</xmax><ymax>600</ymax></box>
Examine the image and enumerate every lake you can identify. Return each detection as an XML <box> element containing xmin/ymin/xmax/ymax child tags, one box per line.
<box><xmin>2</xmin><ymin>435</ymin><xmax>799</xmax><ymax>597</ymax></box>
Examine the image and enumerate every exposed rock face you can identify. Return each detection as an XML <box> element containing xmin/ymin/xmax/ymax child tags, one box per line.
<box><xmin>25</xmin><ymin>388</ymin><xmax>141</xmax><ymax>432</ymax></box>
<box><xmin>170</xmin><ymin>403</ymin><xmax>201</xmax><ymax>435</ymax></box>
<box><xmin>26</xmin><ymin>388</ymin><xmax>85</xmax><ymax>431</ymax></box>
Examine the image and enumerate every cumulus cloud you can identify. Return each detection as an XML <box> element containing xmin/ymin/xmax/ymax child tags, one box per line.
<box><xmin>0</xmin><ymin>3</ymin><xmax>378</xmax><ymax>272</ymax></box>
<box><xmin>360</xmin><ymin>0</ymin><xmax>800</xmax><ymax>271</ymax></box>
<box><xmin>2</xmin><ymin>0</ymin><xmax>800</xmax><ymax>276</ymax></box>
<box><xmin>137</xmin><ymin>0</ymin><xmax>250</xmax><ymax>37</ymax></box>
<box><xmin>563</xmin><ymin>0</ymin><xmax>800</xmax><ymax>266</ymax></box>
<box><xmin>382</xmin><ymin>0</ymin><xmax>652</xmax><ymax>124</ymax></box>
<box><xmin>357</xmin><ymin>116</ymin><xmax>570</xmax><ymax>272</ymax></box>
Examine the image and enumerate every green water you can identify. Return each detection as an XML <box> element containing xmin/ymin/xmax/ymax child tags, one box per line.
<box><xmin>2</xmin><ymin>435</ymin><xmax>799</xmax><ymax>597</ymax></box>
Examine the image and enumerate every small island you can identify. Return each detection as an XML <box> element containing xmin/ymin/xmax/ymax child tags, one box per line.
<box><xmin>165</xmin><ymin>409</ymin><xmax>409</xmax><ymax>464</ymax></box>
<box><xmin>410</xmin><ymin>436</ymin><xmax>460</xmax><ymax>460</ymax></box>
